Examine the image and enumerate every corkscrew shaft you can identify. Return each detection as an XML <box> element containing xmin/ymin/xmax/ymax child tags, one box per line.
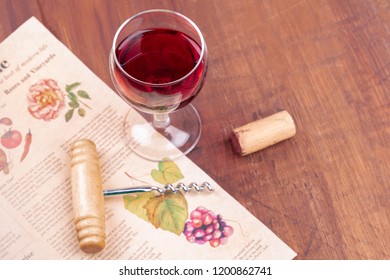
<box><xmin>103</xmin><ymin>182</ymin><xmax>214</xmax><ymax>197</ymax></box>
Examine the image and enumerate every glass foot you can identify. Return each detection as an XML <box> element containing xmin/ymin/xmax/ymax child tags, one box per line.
<box><xmin>123</xmin><ymin>104</ymin><xmax>201</xmax><ymax>161</ymax></box>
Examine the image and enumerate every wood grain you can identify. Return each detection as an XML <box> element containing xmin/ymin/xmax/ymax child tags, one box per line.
<box><xmin>1</xmin><ymin>0</ymin><xmax>389</xmax><ymax>259</ymax></box>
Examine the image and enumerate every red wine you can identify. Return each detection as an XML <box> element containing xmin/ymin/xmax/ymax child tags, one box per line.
<box><xmin>113</xmin><ymin>28</ymin><xmax>207</xmax><ymax>113</ymax></box>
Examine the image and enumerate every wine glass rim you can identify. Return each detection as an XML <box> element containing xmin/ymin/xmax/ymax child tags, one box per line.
<box><xmin>112</xmin><ymin>9</ymin><xmax>207</xmax><ymax>87</ymax></box>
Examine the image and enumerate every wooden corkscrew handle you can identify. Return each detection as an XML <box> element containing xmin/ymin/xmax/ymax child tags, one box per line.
<box><xmin>70</xmin><ymin>139</ymin><xmax>106</xmax><ymax>254</ymax></box>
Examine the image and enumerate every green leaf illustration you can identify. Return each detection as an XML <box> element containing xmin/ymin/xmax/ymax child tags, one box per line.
<box><xmin>123</xmin><ymin>192</ymin><xmax>156</xmax><ymax>222</ymax></box>
<box><xmin>68</xmin><ymin>92</ymin><xmax>77</xmax><ymax>103</ymax></box>
<box><xmin>77</xmin><ymin>90</ymin><xmax>91</xmax><ymax>99</ymax></box>
<box><xmin>144</xmin><ymin>191</ymin><xmax>188</xmax><ymax>235</ymax></box>
<box><xmin>65</xmin><ymin>109</ymin><xmax>74</xmax><ymax>122</ymax></box>
<box><xmin>123</xmin><ymin>191</ymin><xmax>188</xmax><ymax>235</ymax></box>
<box><xmin>151</xmin><ymin>160</ymin><xmax>184</xmax><ymax>185</ymax></box>
<box><xmin>64</xmin><ymin>82</ymin><xmax>93</xmax><ymax>122</ymax></box>
<box><xmin>68</xmin><ymin>100</ymin><xmax>79</xmax><ymax>108</ymax></box>
<box><xmin>78</xmin><ymin>108</ymin><xmax>86</xmax><ymax>117</ymax></box>
<box><xmin>65</xmin><ymin>82</ymin><xmax>81</xmax><ymax>92</ymax></box>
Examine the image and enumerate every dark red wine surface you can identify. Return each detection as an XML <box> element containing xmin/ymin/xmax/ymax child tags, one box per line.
<box><xmin>113</xmin><ymin>28</ymin><xmax>206</xmax><ymax>112</ymax></box>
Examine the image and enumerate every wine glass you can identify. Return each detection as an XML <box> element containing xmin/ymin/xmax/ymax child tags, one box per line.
<box><xmin>109</xmin><ymin>9</ymin><xmax>208</xmax><ymax>161</ymax></box>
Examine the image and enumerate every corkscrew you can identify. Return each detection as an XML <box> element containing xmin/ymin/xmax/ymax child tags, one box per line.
<box><xmin>103</xmin><ymin>182</ymin><xmax>214</xmax><ymax>197</ymax></box>
<box><xmin>70</xmin><ymin>139</ymin><xmax>215</xmax><ymax>254</ymax></box>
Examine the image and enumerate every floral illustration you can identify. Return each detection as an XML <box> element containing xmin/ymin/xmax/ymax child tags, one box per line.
<box><xmin>27</xmin><ymin>79</ymin><xmax>65</xmax><ymax>121</ymax></box>
<box><xmin>26</xmin><ymin>80</ymin><xmax>92</xmax><ymax>122</ymax></box>
<box><xmin>64</xmin><ymin>82</ymin><xmax>92</xmax><ymax>122</ymax></box>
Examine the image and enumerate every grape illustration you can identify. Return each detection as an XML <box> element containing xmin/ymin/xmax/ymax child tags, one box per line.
<box><xmin>183</xmin><ymin>206</ymin><xmax>234</xmax><ymax>247</ymax></box>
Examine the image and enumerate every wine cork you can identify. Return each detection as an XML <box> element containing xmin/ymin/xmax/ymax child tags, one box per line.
<box><xmin>231</xmin><ymin>110</ymin><xmax>296</xmax><ymax>156</ymax></box>
<box><xmin>70</xmin><ymin>139</ymin><xmax>106</xmax><ymax>254</ymax></box>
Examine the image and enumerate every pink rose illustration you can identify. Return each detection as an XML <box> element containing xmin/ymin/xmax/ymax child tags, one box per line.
<box><xmin>27</xmin><ymin>79</ymin><xmax>65</xmax><ymax>121</ymax></box>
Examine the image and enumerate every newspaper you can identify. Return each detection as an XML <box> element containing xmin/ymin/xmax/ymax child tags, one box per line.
<box><xmin>0</xmin><ymin>17</ymin><xmax>296</xmax><ymax>260</ymax></box>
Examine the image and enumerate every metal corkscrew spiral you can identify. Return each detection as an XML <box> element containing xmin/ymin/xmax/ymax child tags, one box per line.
<box><xmin>102</xmin><ymin>182</ymin><xmax>214</xmax><ymax>197</ymax></box>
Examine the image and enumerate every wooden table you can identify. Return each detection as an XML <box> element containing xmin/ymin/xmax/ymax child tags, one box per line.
<box><xmin>1</xmin><ymin>0</ymin><xmax>389</xmax><ymax>260</ymax></box>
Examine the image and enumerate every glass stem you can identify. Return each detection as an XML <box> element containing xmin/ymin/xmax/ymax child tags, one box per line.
<box><xmin>153</xmin><ymin>113</ymin><xmax>170</xmax><ymax>129</ymax></box>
